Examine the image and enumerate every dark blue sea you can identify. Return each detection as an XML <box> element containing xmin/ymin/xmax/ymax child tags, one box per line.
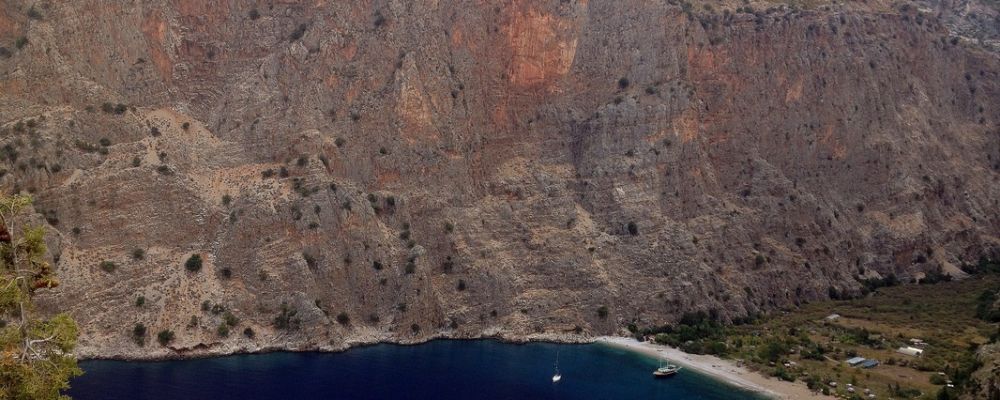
<box><xmin>69</xmin><ymin>340</ymin><xmax>767</xmax><ymax>399</ymax></box>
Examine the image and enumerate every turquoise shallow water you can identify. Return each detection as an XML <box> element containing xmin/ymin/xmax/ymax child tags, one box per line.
<box><xmin>69</xmin><ymin>339</ymin><xmax>767</xmax><ymax>399</ymax></box>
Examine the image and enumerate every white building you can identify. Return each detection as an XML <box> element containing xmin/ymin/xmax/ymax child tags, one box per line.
<box><xmin>897</xmin><ymin>346</ymin><xmax>924</xmax><ymax>357</ymax></box>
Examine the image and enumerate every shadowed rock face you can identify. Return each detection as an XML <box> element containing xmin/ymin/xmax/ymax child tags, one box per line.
<box><xmin>0</xmin><ymin>0</ymin><xmax>998</xmax><ymax>358</ymax></box>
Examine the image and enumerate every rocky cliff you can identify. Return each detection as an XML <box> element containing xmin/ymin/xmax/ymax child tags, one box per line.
<box><xmin>1</xmin><ymin>0</ymin><xmax>998</xmax><ymax>359</ymax></box>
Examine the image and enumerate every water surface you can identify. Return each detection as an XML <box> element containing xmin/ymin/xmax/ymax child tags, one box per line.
<box><xmin>70</xmin><ymin>340</ymin><xmax>766</xmax><ymax>399</ymax></box>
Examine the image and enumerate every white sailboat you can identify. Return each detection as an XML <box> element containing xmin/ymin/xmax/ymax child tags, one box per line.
<box><xmin>552</xmin><ymin>350</ymin><xmax>562</xmax><ymax>383</ymax></box>
<box><xmin>653</xmin><ymin>357</ymin><xmax>681</xmax><ymax>378</ymax></box>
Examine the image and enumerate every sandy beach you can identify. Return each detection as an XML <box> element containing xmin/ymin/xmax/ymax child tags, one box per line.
<box><xmin>596</xmin><ymin>336</ymin><xmax>837</xmax><ymax>400</ymax></box>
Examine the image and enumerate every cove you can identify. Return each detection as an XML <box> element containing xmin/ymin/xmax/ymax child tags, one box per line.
<box><xmin>69</xmin><ymin>340</ymin><xmax>768</xmax><ymax>399</ymax></box>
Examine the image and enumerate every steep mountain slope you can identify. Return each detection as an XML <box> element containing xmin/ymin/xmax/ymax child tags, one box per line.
<box><xmin>1</xmin><ymin>0</ymin><xmax>998</xmax><ymax>359</ymax></box>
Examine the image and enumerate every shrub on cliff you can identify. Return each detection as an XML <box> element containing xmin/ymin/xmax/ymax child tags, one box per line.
<box><xmin>627</xmin><ymin>221</ymin><xmax>639</xmax><ymax>236</ymax></box>
<box><xmin>132</xmin><ymin>324</ymin><xmax>146</xmax><ymax>346</ymax></box>
<box><xmin>217</xmin><ymin>323</ymin><xmax>230</xmax><ymax>337</ymax></box>
<box><xmin>336</xmin><ymin>312</ymin><xmax>350</xmax><ymax>325</ymax></box>
<box><xmin>100</xmin><ymin>260</ymin><xmax>116</xmax><ymax>273</ymax></box>
<box><xmin>157</xmin><ymin>330</ymin><xmax>175</xmax><ymax>346</ymax></box>
<box><xmin>274</xmin><ymin>303</ymin><xmax>301</xmax><ymax>330</ymax></box>
<box><xmin>185</xmin><ymin>254</ymin><xmax>203</xmax><ymax>272</ymax></box>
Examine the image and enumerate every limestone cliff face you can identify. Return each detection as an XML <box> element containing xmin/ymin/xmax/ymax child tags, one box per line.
<box><xmin>1</xmin><ymin>0</ymin><xmax>998</xmax><ymax>358</ymax></box>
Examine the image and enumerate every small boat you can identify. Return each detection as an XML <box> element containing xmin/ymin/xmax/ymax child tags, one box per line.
<box><xmin>653</xmin><ymin>360</ymin><xmax>682</xmax><ymax>378</ymax></box>
<box><xmin>552</xmin><ymin>350</ymin><xmax>562</xmax><ymax>383</ymax></box>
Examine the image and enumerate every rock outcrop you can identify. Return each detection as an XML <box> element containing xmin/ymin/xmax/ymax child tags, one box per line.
<box><xmin>1</xmin><ymin>0</ymin><xmax>998</xmax><ymax>358</ymax></box>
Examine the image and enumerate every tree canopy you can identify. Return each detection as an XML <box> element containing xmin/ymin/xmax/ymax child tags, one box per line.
<box><xmin>0</xmin><ymin>194</ymin><xmax>81</xmax><ymax>399</ymax></box>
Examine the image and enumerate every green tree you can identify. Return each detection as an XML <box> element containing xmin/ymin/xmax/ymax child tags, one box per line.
<box><xmin>185</xmin><ymin>254</ymin><xmax>202</xmax><ymax>272</ymax></box>
<box><xmin>0</xmin><ymin>194</ymin><xmax>82</xmax><ymax>399</ymax></box>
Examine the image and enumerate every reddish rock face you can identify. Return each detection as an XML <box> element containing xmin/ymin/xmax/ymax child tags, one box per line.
<box><xmin>0</xmin><ymin>0</ymin><xmax>998</xmax><ymax>359</ymax></box>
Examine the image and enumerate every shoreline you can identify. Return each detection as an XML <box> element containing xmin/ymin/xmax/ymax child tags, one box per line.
<box><xmin>74</xmin><ymin>331</ymin><xmax>595</xmax><ymax>362</ymax></box>
<box><xmin>596</xmin><ymin>336</ymin><xmax>837</xmax><ymax>400</ymax></box>
<box><xmin>76</xmin><ymin>333</ymin><xmax>834</xmax><ymax>399</ymax></box>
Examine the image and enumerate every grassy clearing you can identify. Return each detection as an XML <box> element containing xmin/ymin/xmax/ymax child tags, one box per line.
<box><xmin>636</xmin><ymin>274</ymin><xmax>1000</xmax><ymax>400</ymax></box>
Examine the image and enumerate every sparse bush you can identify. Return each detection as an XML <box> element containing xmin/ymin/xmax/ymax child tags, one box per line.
<box><xmin>335</xmin><ymin>137</ymin><xmax>346</xmax><ymax>147</ymax></box>
<box><xmin>135</xmin><ymin>296</ymin><xmax>145</xmax><ymax>307</ymax></box>
<box><xmin>185</xmin><ymin>254</ymin><xmax>203</xmax><ymax>272</ymax></box>
<box><xmin>303</xmin><ymin>252</ymin><xmax>317</xmax><ymax>269</ymax></box>
<box><xmin>336</xmin><ymin>312</ymin><xmax>350</xmax><ymax>325</ymax></box>
<box><xmin>274</xmin><ymin>303</ymin><xmax>301</xmax><ymax>330</ymax></box>
<box><xmin>216</xmin><ymin>323</ymin><xmax>230</xmax><ymax>337</ymax></box>
<box><xmin>132</xmin><ymin>323</ymin><xmax>147</xmax><ymax>346</ymax></box>
<box><xmin>157</xmin><ymin>330</ymin><xmax>175</xmax><ymax>346</ymax></box>
<box><xmin>627</xmin><ymin>221</ymin><xmax>639</xmax><ymax>236</ymax></box>
<box><xmin>597</xmin><ymin>306</ymin><xmax>609</xmax><ymax>319</ymax></box>
<box><xmin>444</xmin><ymin>221</ymin><xmax>454</xmax><ymax>233</ymax></box>
<box><xmin>27</xmin><ymin>6</ymin><xmax>43</xmax><ymax>20</ymax></box>
<box><xmin>15</xmin><ymin>36</ymin><xmax>28</xmax><ymax>49</ymax></box>
<box><xmin>99</xmin><ymin>138</ymin><xmax>112</xmax><ymax>147</ymax></box>
<box><xmin>222</xmin><ymin>195</ymin><xmax>232</xmax><ymax>206</ymax></box>
<box><xmin>248</xmin><ymin>9</ymin><xmax>260</xmax><ymax>20</ymax></box>
<box><xmin>755</xmin><ymin>254</ymin><xmax>766</xmax><ymax>267</ymax></box>
<box><xmin>457</xmin><ymin>279</ymin><xmax>467</xmax><ymax>291</ymax></box>
<box><xmin>243</xmin><ymin>327</ymin><xmax>255</xmax><ymax>338</ymax></box>
<box><xmin>290</xmin><ymin>23</ymin><xmax>308</xmax><ymax>41</ymax></box>
<box><xmin>181</xmin><ymin>122</ymin><xmax>190</xmax><ymax>130</ymax></box>
<box><xmin>100</xmin><ymin>261</ymin><xmax>116</xmax><ymax>273</ymax></box>
<box><xmin>131</xmin><ymin>157</ymin><xmax>141</xmax><ymax>167</ymax></box>
<box><xmin>618</xmin><ymin>77</ymin><xmax>630</xmax><ymax>89</ymax></box>
<box><xmin>132</xmin><ymin>248</ymin><xmax>145</xmax><ymax>260</ymax></box>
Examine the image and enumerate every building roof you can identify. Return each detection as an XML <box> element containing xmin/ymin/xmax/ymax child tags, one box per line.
<box><xmin>860</xmin><ymin>360</ymin><xmax>880</xmax><ymax>368</ymax></box>
<box><xmin>846</xmin><ymin>357</ymin><xmax>866</xmax><ymax>365</ymax></box>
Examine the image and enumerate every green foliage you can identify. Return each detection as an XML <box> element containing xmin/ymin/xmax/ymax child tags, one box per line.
<box><xmin>131</xmin><ymin>248</ymin><xmax>145</xmax><ymax>260</ymax></box>
<box><xmin>157</xmin><ymin>330</ymin><xmax>175</xmax><ymax>346</ymax></box>
<box><xmin>132</xmin><ymin>323</ymin><xmax>146</xmax><ymax>346</ymax></box>
<box><xmin>0</xmin><ymin>194</ymin><xmax>82</xmax><ymax>398</ymax></box>
<box><xmin>223</xmin><ymin>311</ymin><xmax>239</xmax><ymax>327</ymax></box>
<box><xmin>216</xmin><ymin>323</ymin><xmax>229</xmax><ymax>337</ymax></box>
<box><xmin>962</xmin><ymin>256</ymin><xmax>1000</xmax><ymax>275</ymax></box>
<box><xmin>185</xmin><ymin>254</ymin><xmax>203</xmax><ymax>272</ymax></box>
<box><xmin>626</xmin><ymin>221</ymin><xmax>638</xmax><ymax>236</ymax></box>
<box><xmin>920</xmin><ymin>266</ymin><xmax>953</xmax><ymax>284</ymax></box>
<box><xmin>975</xmin><ymin>288</ymin><xmax>1000</xmax><ymax>322</ymax></box>
<box><xmin>336</xmin><ymin>312</ymin><xmax>350</xmax><ymax>325</ymax></box>
<box><xmin>597</xmin><ymin>305</ymin><xmax>609</xmax><ymax>319</ymax></box>
<box><xmin>99</xmin><ymin>260</ymin><xmax>116</xmax><ymax>273</ymax></box>
<box><xmin>274</xmin><ymin>303</ymin><xmax>300</xmax><ymax>330</ymax></box>
<box><xmin>135</xmin><ymin>296</ymin><xmax>145</xmax><ymax>307</ymax></box>
<box><xmin>26</xmin><ymin>6</ymin><xmax>43</xmax><ymax>20</ymax></box>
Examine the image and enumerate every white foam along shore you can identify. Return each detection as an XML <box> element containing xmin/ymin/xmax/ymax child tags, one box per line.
<box><xmin>596</xmin><ymin>336</ymin><xmax>837</xmax><ymax>400</ymax></box>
